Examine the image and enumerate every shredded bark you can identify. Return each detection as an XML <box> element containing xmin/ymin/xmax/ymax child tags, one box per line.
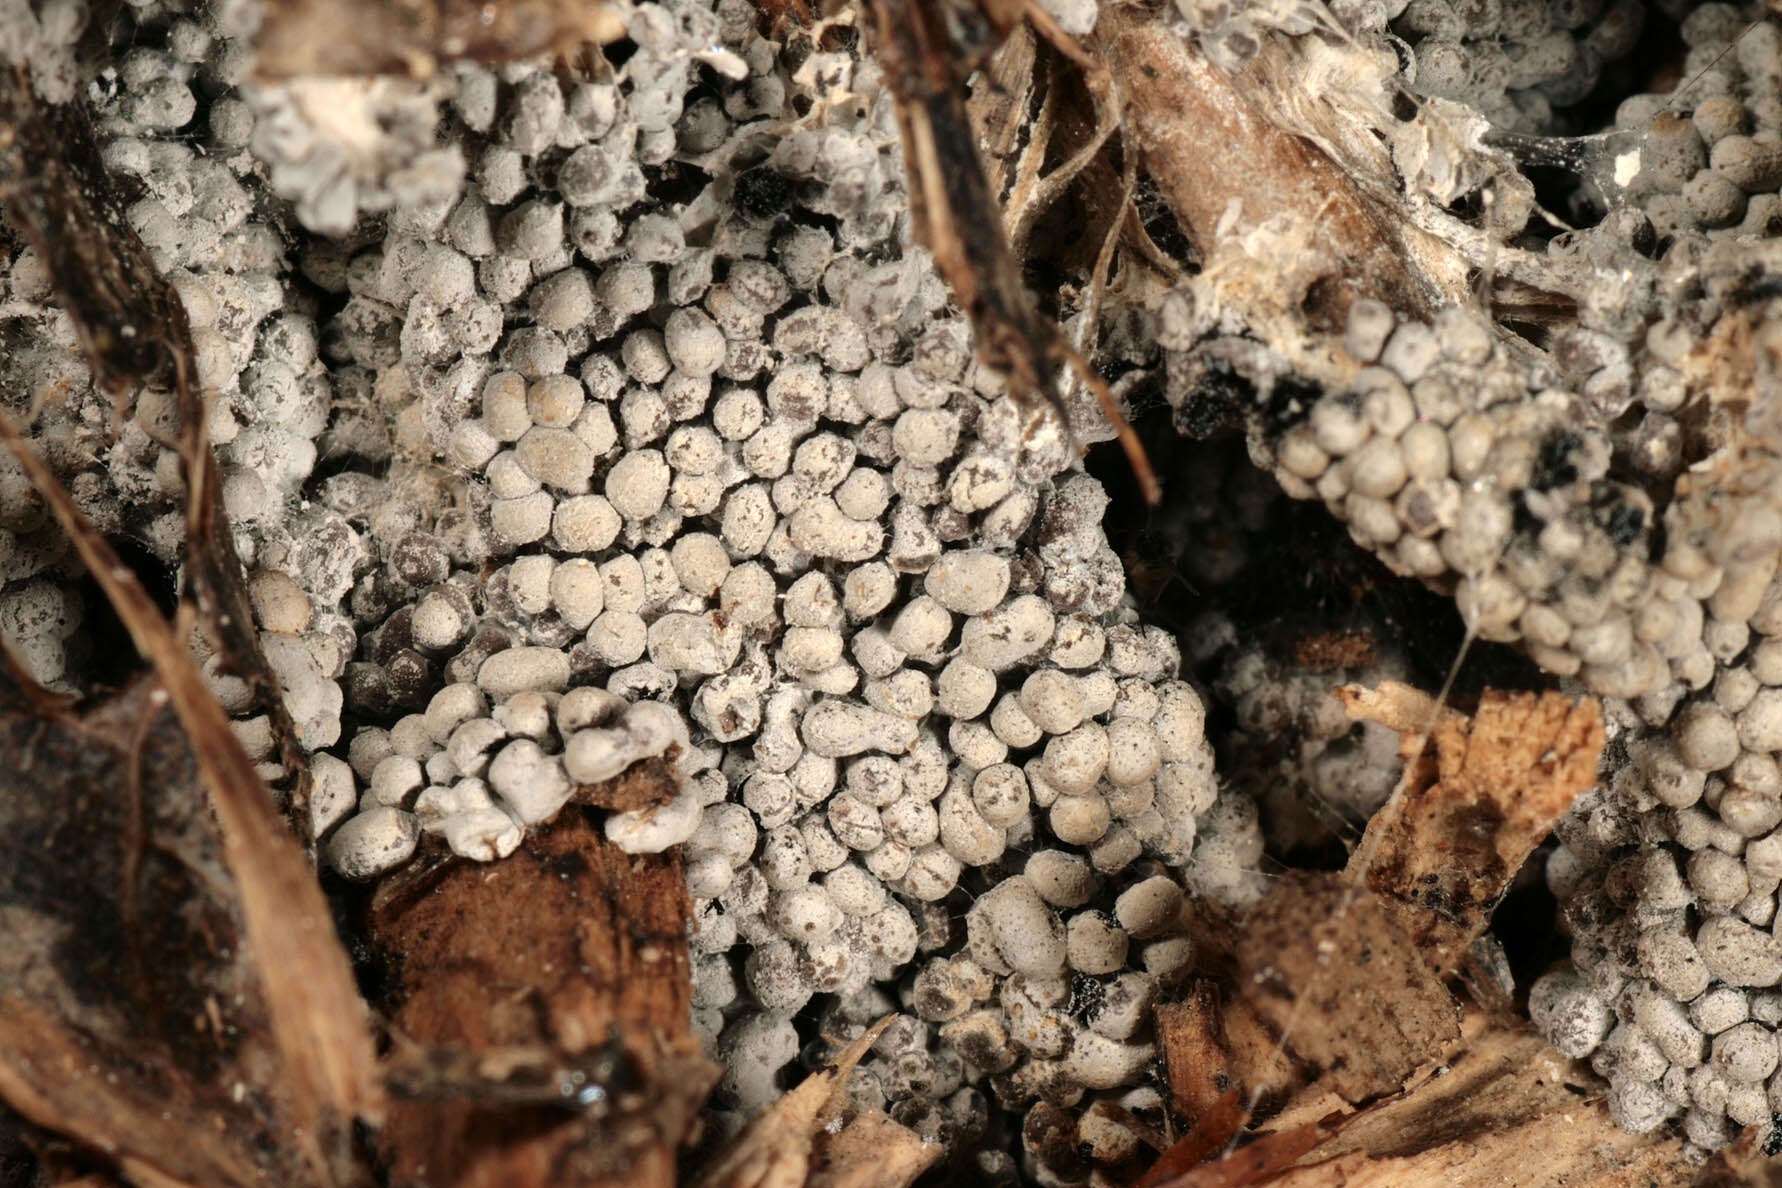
<box><xmin>1093</xmin><ymin>4</ymin><xmax>1433</xmax><ymax>330</ymax></box>
<box><xmin>0</xmin><ymin>659</ymin><xmax>350</xmax><ymax>1188</ymax></box>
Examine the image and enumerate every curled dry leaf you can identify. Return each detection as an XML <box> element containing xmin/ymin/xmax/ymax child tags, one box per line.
<box><xmin>692</xmin><ymin>1017</ymin><xmax>906</xmax><ymax>1188</ymax></box>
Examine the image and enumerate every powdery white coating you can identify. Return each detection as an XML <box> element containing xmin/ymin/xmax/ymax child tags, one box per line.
<box><xmin>476</xmin><ymin>646</ymin><xmax>572</xmax><ymax>697</ymax></box>
<box><xmin>960</xmin><ymin>595</ymin><xmax>1055</xmax><ymax>671</ymax></box>
<box><xmin>1696</xmin><ymin>917</ymin><xmax>1782</xmax><ymax>986</ymax></box>
<box><xmin>925</xmin><ymin>550</ymin><xmax>1011</xmax><ymax>616</ymax></box>
<box><xmin>564</xmin><ymin>699</ymin><xmax>687</xmax><ymax>784</ymax></box>
<box><xmin>309</xmin><ymin>752</ymin><xmax>357</xmax><ymax>840</ymax></box>
<box><xmin>607</xmin><ymin>787</ymin><xmax>702</xmax><ymax>852</ymax></box>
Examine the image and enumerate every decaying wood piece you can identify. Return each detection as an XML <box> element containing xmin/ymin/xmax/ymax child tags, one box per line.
<box><xmin>0</xmin><ymin>65</ymin><xmax>383</xmax><ymax>1183</ymax></box>
<box><xmin>0</xmin><ymin>658</ymin><xmax>357</xmax><ymax>1188</ymax></box>
<box><xmin>368</xmin><ymin>806</ymin><xmax>713</xmax><ymax>1188</ymax></box>
<box><xmin>864</xmin><ymin>0</ymin><xmax>1160</xmax><ymax>502</ymax></box>
<box><xmin>1340</xmin><ymin>683</ymin><xmax>1607</xmax><ymax>974</ymax></box>
<box><xmin>692</xmin><ymin>1018</ymin><xmax>906</xmax><ymax>1188</ymax></box>
<box><xmin>253</xmin><ymin>0</ymin><xmax>625</xmax><ymax>77</ymax></box>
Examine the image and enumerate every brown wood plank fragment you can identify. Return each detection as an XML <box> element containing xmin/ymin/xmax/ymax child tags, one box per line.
<box><xmin>1156</xmin><ymin>986</ymin><xmax>1242</xmax><ymax>1125</ymax></box>
<box><xmin>1341</xmin><ymin>684</ymin><xmax>1606</xmax><ymax>973</ymax></box>
<box><xmin>574</xmin><ymin>753</ymin><xmax>682</xmax><ymax>811</ymax></box>
<box><xmin>368</xmin><ymin>811</ymin><xmax>712</xmax><ymax>1188</ymax></box>
<box><xmin>253</xmin><ymin>0</ymin><xmax>624</xmax><ymax>77</ymax></box>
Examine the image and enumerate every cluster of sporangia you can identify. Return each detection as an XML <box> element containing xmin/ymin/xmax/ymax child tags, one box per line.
<box><xmin>5</xmin><ymin>0</ymin><xmax>1782</xmax><ymax>1173</ymax></box>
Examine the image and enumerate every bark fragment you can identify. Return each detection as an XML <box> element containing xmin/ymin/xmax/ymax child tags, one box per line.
<box><xmin>368</xmin><ymin>809</ymin><xmax>713</xmax><ymax>1188</ymax></box>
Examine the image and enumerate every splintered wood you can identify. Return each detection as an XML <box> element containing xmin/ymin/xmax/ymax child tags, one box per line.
<box><xmin>1339</xmin><ymin>683</ymin><xmax>1607</xmax><ymax>974</ymax></box>
<box><xmin>864</xmin><ymin>0</ymin><xmax>1160</xmax><ymax>502</ymax></box>
<box><xmin>1157</xmin><ymin>686</ymin><xmax>1614</xmax><ymax>1186</ymax></box>
<box><xmin>1151</xmin><ymin>1017</ymin><xmax>1694</xmax><ymax>1188</ymax></box>
<box><xmin>369</xmin><ymin>810</ymin><xmax>714</xmax><ymax>1188</ymax></box>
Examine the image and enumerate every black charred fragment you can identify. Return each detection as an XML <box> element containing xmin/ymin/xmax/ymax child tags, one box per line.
<box><xmin>734</xmin><ymin>167</ymin><xmax>797</xmax><ymax>220</ymax></box>
<box><xmin>1531</xmin><ymin>430</ymin><xmax>1582</xmax><ymax>490</ymax></box>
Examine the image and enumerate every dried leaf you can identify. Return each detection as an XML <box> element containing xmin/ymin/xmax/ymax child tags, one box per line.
<box><xmin>368</xmin><ymin>810</ymin><xmax>713</xmax><ymax>1188</ymax></box>
<box><xmin>1131</xmin><ymin>1089</ymin><xmax>1246</xmax><ymax>1188</ymax></box>
<box><xmin>692</xmin><ymin>1017</ymin><xmax>894</xmax><ymax>1188</ymax></box>
<box><xmin>1218</xmin><ymin>1018</ymin><xmax>1693</xmax><ymax>1187</ymax></box>
<box><xmin>806</xmin><ymin>1108</ymin><xmax>940</xmax><ymax>1188</ymax></box>
<box><xmin>1340</xmin><ymin>685</ymin><xmax>1606</xmax><ymax>973</ymax></box>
